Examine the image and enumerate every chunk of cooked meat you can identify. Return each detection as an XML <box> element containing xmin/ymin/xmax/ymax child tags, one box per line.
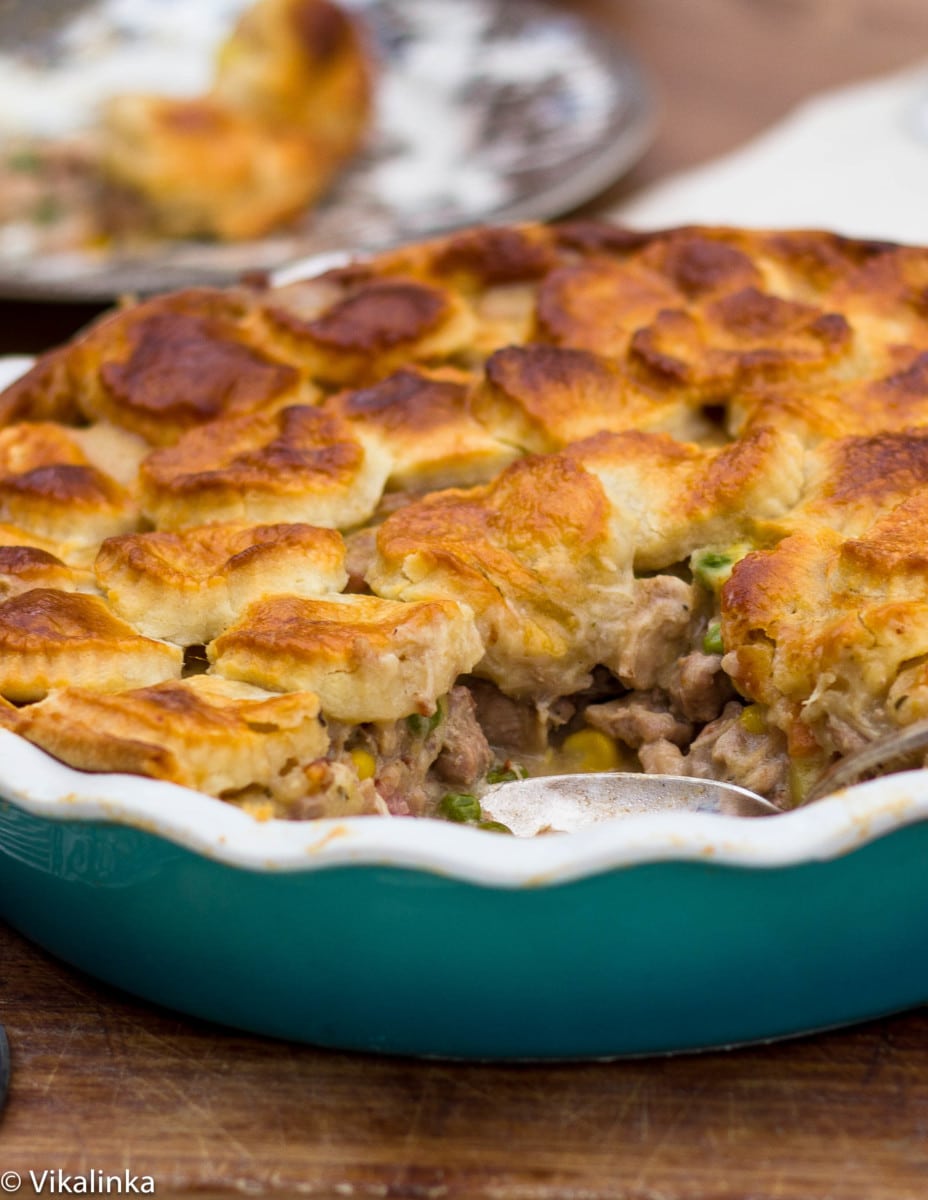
<box><xmin>585</xmin><ymin>690</ymin><xmax>693</xmax><ymax>750</ymax></box>
<box><xmin>640</xmin><ymin>701</ymin><xmax>790</xmax><ymax>806</ymax></box>
<box><xmin>434</xmin><ymin>685</ymin><xmax>493</xmax><ymax>786</ymax></box>
<box><xmin>669</xmin><ymin>650</ymin><xmax>735</xmax><ymax>723</ymax></box>
<box><xmin>466</xmin><ymin>678</ymin><xmax>573</xmax><ymax>755</ymax></box>
<box><xmin>611</xmin><ymin>575</ymin><xmax>696</xmax><ymax>690</ymax></box>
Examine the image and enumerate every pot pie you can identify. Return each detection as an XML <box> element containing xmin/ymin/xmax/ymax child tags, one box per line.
<box><xmin>4</xmin><ymin>220</ymin><xmax>928</xmax><ymax>822</ymax></box>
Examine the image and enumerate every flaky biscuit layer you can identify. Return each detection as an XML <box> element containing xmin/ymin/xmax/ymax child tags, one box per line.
<box><xmin>98</xmin><ymin>0</ymin><xmax>372</xmax><ymax>241</ymax></box>
<box><xmin>0</xmin><ymin>588</ymin><xmax>182</xmax><ymax>702</ymax></box>
<box><xmin>140</xmin><ymin>405</ymin><xmax>389</xmax><ymax>530</ymax></box>
<box><xmin>95</xmin><ymin>522</ymin><xmax>347</xmax><ymax>644</ymax></box>
<box><xmin>6</xmin><ymin>675</ymin><xmax>329</xmax><ymax>805</ymax></box>
<box><xmin>209</xmin><ymin>592</ymin><xmax>483</xmax><ymax>722</ymax></box>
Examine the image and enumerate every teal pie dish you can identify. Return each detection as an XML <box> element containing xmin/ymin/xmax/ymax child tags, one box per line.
<box><xmin>3</xmin><ymin>730</ymin><xmax>928</xmax><ymax>1059</ymax></box>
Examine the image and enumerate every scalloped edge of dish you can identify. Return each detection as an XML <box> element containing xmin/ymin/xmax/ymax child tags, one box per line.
<box><xmin>2</xmin><ymin>728</ymin><xmax>928</xmax><ymax>887</ymax></box>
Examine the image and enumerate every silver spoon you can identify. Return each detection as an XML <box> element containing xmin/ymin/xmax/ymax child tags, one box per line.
<box><xmin>481</xmin><ymin>772</ymin><xmax>779</xmax><ymax>837</ymax></box>
<box><xmin>804</xmin><ymin>718</ymin><xmax>928</xmax><ymax>803</ymax></box>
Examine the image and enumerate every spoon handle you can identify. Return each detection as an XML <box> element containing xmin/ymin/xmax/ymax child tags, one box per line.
<box><xmin>806</xmin><ymin>718</ymin><xmax>928</xmax><ymax>803</ymax></box>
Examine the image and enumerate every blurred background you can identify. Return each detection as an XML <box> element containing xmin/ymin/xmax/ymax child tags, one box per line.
<box><xmin>579</xmin><ymin>0</ymin><xmax>925</xmax><ymax>201</ymax></box>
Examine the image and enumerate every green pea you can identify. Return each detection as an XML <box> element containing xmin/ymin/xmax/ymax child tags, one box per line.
<box><xmin>702</xmin><ymin>621</ymin><xmax>724</xmax><ymax>655</ymax></box>
<box><xmin>486</xmin><ymin>763</ymin><xmax>528</xmax><ymax>784</ymax></box>
<box><xmin>690</xmin><ymin>543</ymin><xmax>751</xmax><ymax>592</ymax></box>
<box><xmin>439</xmin><ymin>793</ymin><xmax>482</xmax><ymax>823</ymax></box>
<box><xmin>33</xmin><ymin>196</ymin><xmax>61</xmax><ymax>226</ymax></box>
<box><xmin>477</xmin><ymin>819</ymin><xmax>512</xmax><ymax>834</ymax></box>
<box><xmin>406</xmin><ymin>706</ymin><xmax>442</xmax><ymax>737</ymax></box>
<box><xmin>8</xmin><ymin>149</ymin><xmax>40</xmax><ymax>172</ymax></box>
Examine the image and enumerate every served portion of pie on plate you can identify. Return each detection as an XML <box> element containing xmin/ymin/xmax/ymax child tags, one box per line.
<box><xmin>0</xmin><ymin>0</ymin><xmax>372</xmax><ymax>248</ymax></box>
<box><xmin>3</xmin><ymin>220</ymin><xmax>928</xmax><ymax>822</ymax></box>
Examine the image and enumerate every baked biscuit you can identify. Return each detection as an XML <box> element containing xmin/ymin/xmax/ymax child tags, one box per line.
<box><xmin>95</xmin><ymin>522</ymin><xmax>346</xmax><ymax>644</ymax></box>
<box><xmin>429</xmin><ymin>225</ymin><xmax>559</xmax><ymax>290</ymax></box>
<box><xmin>261</xmin><ymin>275</ymin><xmax>476</xmax><ymax>386</ymax></box>
<box><xmin>0</xmin><ymin>422</ymin><xmax>139</xmax><ymax>559</ymax></box>
<box><xmin>0</xmin><ymin>521</ymin><xmax>90</xmax><ymax>563</ymax></box>
<box><xmin>771</xmin><ymin>430</ymin><xmax>928</xmax><ymax>539</ymax></box>
<box><xmin>625</xmin><ymin>291</ymin><xmax>854</xmax><ymax>396</ymax></box>
<box><xmin>729</xmin><ymin>350</ymin><xmax>928</xmax><ymax>444</ymax></box>
<box><xmin>99</xmin><ymin>96</ymin><xmax>335</xmax><ymax>242</ymax></box>
<box><xmin>0</xmin><ymin>346</ymin><xmax>82</xmax><ymax>428</ymax></box>
<box><xmin>212</xmin><ymin>0</ymin><xmax>371</xmax><ymax>155</ymax></box>
<box><xmin>752</xmin><ymin>228</ymin><xmax>897</xmax><ymax>301</ymax></box>
<box><xmin>368</xmin><ymin>453</ymin><xmax>634</xmax><ymax>698</ymax></box>
<box><xmin>5</xmin><ymin>675</ymin><xmax>337</xmax><ymax>815</ymax></box>
<box><xmin>535</xmin><ymin>258</ymin><xmax>682</xmax><ymax>357</ymax></box>
<box><xmin>473</xmin><ymin>344</ymin><xmax>711</xmax><ymax>454</ymax></box>
<box><xmin>323</xmin><ymin>367</ymin><xmax>516</xmax><ymax>490</ymax></box>
<box><xmin>140</xmin><ymin>405</ymin><xmax>389</xmax><ymax>530</ymax></box>
<box><xmin>826</xmin><ymin>245</ymin><xmax>928</xmax><ymax>358</ymax></box>
<box><xmin>568</xmin><ymin>425</ymin><xmax>804</xmax><ymax>570</ymax></box>
<box><xmin>0</xmin><ymin>589</ymin><xmax>182</xmax><ymax>701</ymax></box>
<box><xmin>6</xmin><ymin>221</ymin><xmax>928</xmax><ymax>817</ymax></box>
<box><xmin>208</xmin><ymin>593</ymin><xmax>483</xmax><ymax>722</ymax></box>
<box><xmin>721</xmin><ymin>509</ymin><xmax>928</xmax><ymax>787</ymax></box>
<box><xmin>0</xmin><ymin>545</ymin><xmax>95</xmax><ymax>600</ymax></box>
<box><xmin>635</xmin><ymin>230</ymin><xmax>766</xmax><ymax>300</ymax></box>
<box><xmin>69</xmin><ymin>289</ymin><xmax>310</xmax><ymax>446</ymax></box>
<box><xmin>426</xmin><ymin>226</ymin><xmax>562</xmax><ymax>356</ymax></box>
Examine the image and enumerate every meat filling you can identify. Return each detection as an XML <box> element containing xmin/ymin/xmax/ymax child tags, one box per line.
<box><xmin>613</xmin><ymin>575</ymin><xmax>696</xmax><ymax>690</ymax></box>
<box><xmin>334</xmin><ymin>684</ymin><xmax>492</xmax><ymax>816</ymax></box>
<box><xmin>434</xmin><ymin>685</ymin><xmax>493</xmax><ymax>786</ymax></box>
<box><xmin>585</xmin><ymin>690</ymin><xmax>692</xmax><ymax>750</ymax></box>
<box><xmin>639</xmin><ymin>701</ymin><xmax>790</xmax><ymax>806</ymax></box>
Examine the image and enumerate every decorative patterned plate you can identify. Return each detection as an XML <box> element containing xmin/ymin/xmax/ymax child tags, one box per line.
<box><xmin>0</xmin><ymin>0</ymin><xmax>653</xmax><ymax>300</ymax></box>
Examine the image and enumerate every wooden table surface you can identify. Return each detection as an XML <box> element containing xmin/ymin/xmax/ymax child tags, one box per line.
<box><xmin>4</xmin><ymin>2</ymin><xmax>928</xmax><ymax>1197</ymax></box>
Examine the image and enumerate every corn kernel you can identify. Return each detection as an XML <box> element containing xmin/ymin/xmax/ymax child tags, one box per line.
<box><xmin>788</xmin><ymin>758</ymin><xmax>822</xmax><ymax>806</ymax></box>
<box><xmin>561</xmin><ymin>728</ymin><xmax>622</xmax><ymax>772</ymax></box>
<box><xmin>349</xmin><ymin>747</ymin><xmax>376</xmax><ymax>780</ymax></box>
<box><xmin>739</xmin><ymin>704</ymin><xmax>767</xmax><ymax>735</ymax></box>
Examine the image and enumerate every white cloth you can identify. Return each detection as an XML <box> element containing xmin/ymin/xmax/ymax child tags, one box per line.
<box><xmin>612</xmin><ymin>62</ymin><xmax>928</xmax><ymax>243</ymax></box>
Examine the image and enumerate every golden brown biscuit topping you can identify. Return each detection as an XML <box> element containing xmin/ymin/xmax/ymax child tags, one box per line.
<box><xmin>536</xmin><ymin>260</ymin><xmax>679</xmax><ymax>356</ymax></box>
<box><xmin>643</xmin><ymin>234</ymin><xmax>763</xmax><ymax>299</ymax></box>
<box><xmin>432</xmin><ymin>226</ymin><xmax>557</xmax><ymax>286</ymax></box>
<box><xmin>6</xmin><ymin>676</ymin><xmax>332</xmax><ymax>813</ymax></box>
<box><xmin>95</xmin><ymin>521</ymin><xmax>346</xmax><ymax>644</ymax></box>
<box><xmin>140</xmin><ymin>406</ymin><xmax>387</xmax><ymax>530</ymax></box>
<box><xmin>99</xmin><ymin>313</ymin><xmax>301</xmax><ymax>438</ymax></box>
<box><xmin>0</xmin><ymin>588</ymin><xmax>182</xmax><ymax>702</ymax></box>
<box><xmin>275</xmin><ymin>279</ymin><xmax>449</xmax><ymax>352</ymax></box>
<box><xmin>209</xmin><ymin>593</ymin><xmax>483</xmax><ymax>722</ymax></box>
<box><xmin>7</xmin><ymin>220</ymin><xmax>928</xmax><ymax>816</ymax></box>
